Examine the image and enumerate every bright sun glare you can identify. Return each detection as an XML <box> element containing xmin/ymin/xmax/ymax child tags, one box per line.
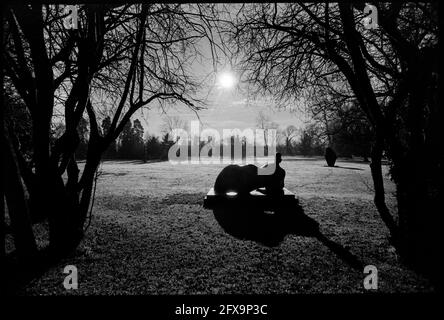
<box><xmin>218</xmin><ymin>72</ymin><xmax>237</xmax><ymax>89</ymax></box>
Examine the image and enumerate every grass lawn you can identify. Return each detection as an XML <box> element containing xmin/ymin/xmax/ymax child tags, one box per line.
<box><xmin>14</xmin><ymin>157</ymin><xmax>434</xmax><ymax>294</ymax></box>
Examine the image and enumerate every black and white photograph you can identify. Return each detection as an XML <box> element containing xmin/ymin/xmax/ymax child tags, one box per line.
<box><xmin>1</xmin><ymin>0</ymin><xmax>441</xmax><ymax>309</ymax></box>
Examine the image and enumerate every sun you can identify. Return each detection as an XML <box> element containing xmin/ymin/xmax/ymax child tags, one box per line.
<box><xmin>217</xmin><ymin>72</ymin><xmax>237</xmax><ymax>89</ymax></box>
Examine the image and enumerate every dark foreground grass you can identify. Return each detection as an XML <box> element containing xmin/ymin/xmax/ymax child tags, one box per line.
<box><xmin>11</xmin><ymin>157</ymin><xmax>434</xmax><ymax>294</ymax></box>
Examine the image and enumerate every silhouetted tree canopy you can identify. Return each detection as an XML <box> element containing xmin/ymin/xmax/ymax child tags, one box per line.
<box><xmin>2</xmin><ymin>3</ymin><xmax>223</xmax><ymax>266</ymax></box>
<box><xmin>225</xmin><ymin>2</ymin><xmax>440</xmax><ymax>284</ymax></box>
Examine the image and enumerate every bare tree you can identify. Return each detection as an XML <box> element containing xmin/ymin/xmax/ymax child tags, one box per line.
<box><xmin>255</xmin><ymin>110</ymin><xmax>278</xmax><ymax>156</ymax></box>
<box><xmin>3</xmin><ymin>3</ymin><xmax>221</xmax><ymax>265</ymax></box>
<box><xmin>228</xmin><ymin>3</ymin><xmax>440</xmax><ymax>283</ymax></box>
<box><xmin>161</xmin><ymin>115</ymin><xmax>188</xmax><ymax>137</ymax></box>
<box><xmin>279</xmin><ymin>125</ymin><xmax>298</xmax><ymax>155</ymax></box>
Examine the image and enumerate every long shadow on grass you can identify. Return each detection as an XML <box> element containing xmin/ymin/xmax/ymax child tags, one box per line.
<box><xmin>211</xmin><ymin>199</ymin><xmax>364</xmax><ymax>271</ymax></box>
<box><xmin>323</xmin><ymin>165</ymin><xmax>365</xmax><ymax>171</ymax></box>
<box><xmin>102</xmin><ymin>159</ymin><xmax>167</xmax><ymax>165</ymax></box>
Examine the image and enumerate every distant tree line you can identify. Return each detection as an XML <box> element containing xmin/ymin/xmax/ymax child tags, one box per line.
<box><xmin>73</xmin><ymin>117</ymin><xmax>175</xmax><ymax>162</ymax></box>
<box><xmin>71</xmin><ymin>116</ymin><xmax>368</xmax><ymax>161</ymax></box>
<box><xmin>277</xmin><ymin>122</ymin><xmax>372</xmax><ymax>159</ymax></box>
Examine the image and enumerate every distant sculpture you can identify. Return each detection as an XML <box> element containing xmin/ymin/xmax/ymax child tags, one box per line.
<box><xmin>214</xmin><ymin>153</ymin><xmax>285</xmax><ymax>196</ymax></box>
<box><xmin>325</xmin><ymin>147</ymin><xmax>337</xmax><ymax>167</ymax></box>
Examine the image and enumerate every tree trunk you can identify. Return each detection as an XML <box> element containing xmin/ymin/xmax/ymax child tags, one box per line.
<box><xmin>1</xmin><ymin>164</ymin><xmax>5</xmax><ymax>265</ymax></box>
<box><xmin>46</xmin><ymin>173</ymin><xmax>83</xmax><ymax>255</ymax></box>
<box><xmin>392</xmin><ymin>152</ymin><xmax>440</xmax><ymax>287</ymax></box>
<box><xmin>3</xmin><ymin>130</ymin><xmax>38</xmax><ymax>261</ymax></box>
<box><xmin>1</xmin><ymin>194</ymin><xmax>4</xmax><ymax>262</ymax></box>
<box><xmin>369</xmin><ymin>131</ymin><xmax>399</xmax><ymax>248</ymax></box>
<box><xmin>78</xmin><ymin>139</ymin><xmax>103</xmax><ymax>229</ymax></box>
<box><xmin>392</xmin><ymin>61</ymin><xmax>441</xmax><ymax>286</ymax></box>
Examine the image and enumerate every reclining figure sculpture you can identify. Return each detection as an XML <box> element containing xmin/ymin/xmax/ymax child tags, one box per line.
<box><xmin>214</xmin><ymin>153</ymin><xmax>285</xmax><ymax>197</ymax></box>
